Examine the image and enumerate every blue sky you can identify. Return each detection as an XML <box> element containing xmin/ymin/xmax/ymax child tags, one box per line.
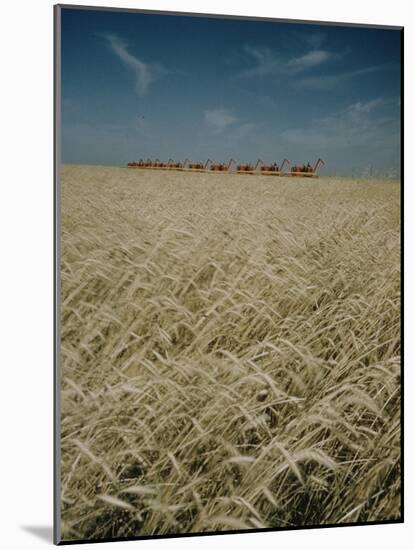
<box><xmin>61</xmin><ymin>8</ymin><xmax>402</xmax><ymax>176</ymax></box>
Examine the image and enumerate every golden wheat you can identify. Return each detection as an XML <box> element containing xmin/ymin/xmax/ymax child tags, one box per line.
<box><xmin>60</xmin><ymin>165</ymin><xmax>401</xmax><ymax>541</ymax></box>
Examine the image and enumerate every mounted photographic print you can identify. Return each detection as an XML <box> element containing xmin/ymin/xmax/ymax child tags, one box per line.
<box><xmin>54</xmin><ymin>4</ymin><xmax>403</xmax><ymax>544</ymax></box>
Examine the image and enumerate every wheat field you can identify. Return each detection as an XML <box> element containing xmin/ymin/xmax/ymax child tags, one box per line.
<box><xmin>59</xmin><ymin>164</ymin><xmax>401</xmax><ymax>541</ymax></box>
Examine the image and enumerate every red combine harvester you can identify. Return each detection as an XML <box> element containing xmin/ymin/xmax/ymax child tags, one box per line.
<box><xmin>236</xmin><ymin>159</ymin><xmax>263</xmax><ymax>174</ymax></box>
<box><xmin>127</xmin><ymin>157</ymin><xmax>326</xmax><ymax>177</ymax></box>
<box><xmin>151</xmin><ymin>159</ymin><xmax>169</xmax><ymax>169</ymax></box>
<box><xmin>210</xmin><ymin>159</ymin><xmax>235</xmax><ymax>172</ymax></box>
<box><xmin>166</xmin><ymin>158</ymin><xmax>189</xmax><ymax>170</ymax></box>
<box><xmin>260</xmin><ymin>158</ymin><xmax>290</xmax><ymax>176</ymax></box>
<box><xmin>290</xmin><ymin>158</ymin><xmax>325</xmax><ymax>177</ymax></box>
<box><xmin>186</xmin><ymin>159</ymin><xmax>212</xmax><ymax>172</ymax></box>
<box><xmin>127</xmin><ymin>159</ymin><xmax>145</xmax><ymax>168</ymax></box>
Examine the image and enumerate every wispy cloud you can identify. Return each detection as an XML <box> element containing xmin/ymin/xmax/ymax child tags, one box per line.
<box><xmin>301</xmin><ymin>32</ymin><xmax>326</xmax><ymax>50</ymax></box>
<box><xmin>281</xmin><ymin>97</ymin><xmax>400</xmax><ymax>150</ymax></box>
<box><xmin>298</xmin><ymin>63</ymin><xmax>398</xmax><ymax>90</ymax></box>
<box><xmin>238</xmin><ymin>46</ymin><xmax>280</xmax><ymax>78</ymax></box>
<box><xmin>230</xmin><ymin>122</ymin><xmax>258</xmax><ymax>140</ymax></box>
<box><xmin>287</xmin><ymin>50</ymin><xmax>334</xmax><ymax>73</ymax></box>
<box><xmin>204</xmin><ymin>108</ymin><xmax>238</xmax><ymax>132</ymax></box>
<box><xmin>105</xmin><ymin>34</ymin><xmax>163</xmax><ymax>96</ymax></box>
<box><xmin>239</xmin><ymin>44</ymin><xmax>337</xmax><ymax>79</ymax></box>
<box><xmin>202</xmin><ymin>108</ymin><xmax>259</xmax><ymax>152</ymax></box>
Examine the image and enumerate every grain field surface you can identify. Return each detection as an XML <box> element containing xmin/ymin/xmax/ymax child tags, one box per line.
<box><xmin>59</xmin><ymin>164</ymin><xmax>401</xmax><ymax>541</ymax></box>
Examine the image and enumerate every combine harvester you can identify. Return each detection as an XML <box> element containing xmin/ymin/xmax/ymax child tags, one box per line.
<box><xmin>151</xmin><ymin>159</ymin><xmax>169</xmax><ymax>169</ymax></box>
<box><xmin>209</xmin><ymin>159</ymin><xmax>236</xmax><ymax>172</ymax></box>
<box><xmin>142</xmin><ymin>158</ymin><xmax>158</xmax><ymax>169</ymax></box>
<box><xmin>127</xmin><ymin>158</ymin><xmax>183</xmax><ymax>170</ymax></box>
<box><xmin>185</xmin><ymin>159</ymin><xmax>212</xmax><ymax>172</ymax></box>
<box><xmin>260</xmin><ymin>158</ymin><xmax>290</xmax><ymax>176</ymax></box>
<box><xmin>288</xmin><ymin>158</ymin><xmax>325</xmax><ymax>177</ymax></box>
<box><xmin>127</xmin><ymin>159</ymin><xmax>145</xmax><ymax>168</ymax></box>
<box><xmin>166</xmin><ymin>159</ymin><xmax>189</xmax><ymax>170</ymax></box>
<box><xmin>127</xmin><ymin>159</ymin><xmax>156</xmax><ymax>168</ymax></box>
<box><xmin>236</xmin><ymin>159</ymin><xmax>263</xmax><ymax>174</ymax></box>
<box><xmin>127</xmin><ymin>156</ymin><xmax>325</xmax><ymax>177</ymax></box>
<box><xmin>131</xmin><ymin>158</ymin><xmax>154</xmax><ymax>168</ymax></box>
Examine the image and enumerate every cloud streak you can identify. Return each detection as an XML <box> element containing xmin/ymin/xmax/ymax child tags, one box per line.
<box><xmin>301</xmin><ymin>32</ymin><xmax>326</xmax><ymax>50</ymax></box>
<box><xmin>204</xmin><ymin>108</ymin><xmax>238</xmax><ymax>132</ymax></box>
<box><xmin>281</xmin><ymin>97</ymin><xmax>400</xmax><ymax>151</ymax></box>
<box><xmin>203</xmin><ymin>108</ymin><xmax>259</xmax><ymax>150</ymax></box>
<box><xmin>239</xmin><ymin>46</ymin><xmax>280</xmax><ymax>78</ymax></box>
<box><xmin>297</xmin><ymin>63</ymin><xmax>398</xmax><ymax>90</ymax></box>
<box><xmin>287</xmin><ymin>50</ymin><xmax>334</xmax><ymax>73</ymax></box>
<box><xmin>105</xmin><ymin>34</ymin><xmax>161</xmax><ymax>96</ymax></box>
<box><xmin>239</xmin><ymin>44</ymin><xmax>336</xmax><ymax>79</ymax></box>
